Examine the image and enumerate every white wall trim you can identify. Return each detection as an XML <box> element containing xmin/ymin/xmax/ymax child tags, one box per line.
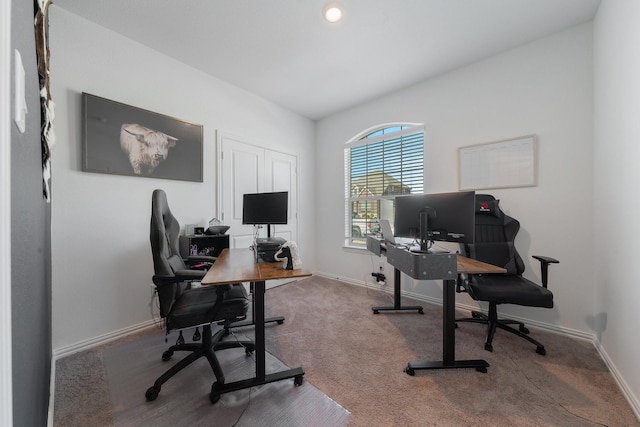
<box><xmin>315</xmin><ymin>271</ymin><xmax>594</xmax><ymax>341</ymax></box>
<box><xmin>315</xmin><ymin>270</ymin><xmax>638</xmax><ymax>419</ymax></box>
<box><xmin>596</xmin><ymin>341</ymin><xmax>640</xmax><ymax>421</ymax></box>
<box><xmin>52</xmin><ymin>319</ymin><xmax>159</xmax><ymax>360</ymax></box>
<box><xmin>48</xmin><ymin>319</ymin><xmax>158</xmax><ymax>426</ymax></box>
<box><xmin>48</xmin><ymin>271</ymin><xmax>640</xmax><ymax>422</ymax></box>
<box><xmin>47</xmin><ymin>360</ymin><xmax>55</xmax><ymax>427</ymax></box>
<box><xmin>0</xmin><ymin>1</ymin><xmax>13</xmax><ymax>425</ymax></box>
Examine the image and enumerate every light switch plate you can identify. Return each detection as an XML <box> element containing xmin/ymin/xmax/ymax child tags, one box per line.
<box><xmin>14</xmin><ymin>49</ymin><xmax>27</xmax><ymax>133</ymax></box>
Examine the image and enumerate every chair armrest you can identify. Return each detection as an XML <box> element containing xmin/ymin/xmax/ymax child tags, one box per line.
<box><xmin>152</xmin><ymin>269</ymin><xmax>206</xmax><ymax>287</ymax></box>
<box><xmin>152</xmin><ymin>275</ymin><xmax>181</xmax><ymax>287</ymax></box>
<box><xmin>185</xmin><ymin>255</ymin><xmax>217</xmax><ymax>263</ymax></box>
<box><xmin>173</xmin><ymin>269</ymin><xmax>206</xmax><ymax>281</ymax></box>
<box><xmin>532</xmin><ymin>255</ymin><xmax>559</xmax><ymax>288</ymax></box>
<box><xmin>184</xmin><ymin>255</ymin><xmax>216</xmax><ymax>270</ymax></box>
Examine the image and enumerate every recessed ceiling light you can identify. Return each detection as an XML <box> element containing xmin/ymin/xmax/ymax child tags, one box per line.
<box><xmin>323</xmin><ymin>2</ymin><xmax>343</xmax><ymax>23</ymax></box>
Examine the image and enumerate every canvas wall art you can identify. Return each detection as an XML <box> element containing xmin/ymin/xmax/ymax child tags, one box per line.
<box><xmin>82</xmin><ymin>93</ymin><xmax>203</xmax><ymax>182</ymax></box>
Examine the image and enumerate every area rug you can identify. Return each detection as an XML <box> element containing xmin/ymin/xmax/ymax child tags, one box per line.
<box><xmin>102</xmin><ymin>328</ymin><xmax>350</xmax><ymax>426</ymax></box>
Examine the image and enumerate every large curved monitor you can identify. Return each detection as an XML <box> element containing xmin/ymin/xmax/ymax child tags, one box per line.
<box><xmin>394</xmin><ymin>191</ymin><xmax>475</xmax><ymax>250</ymax></box>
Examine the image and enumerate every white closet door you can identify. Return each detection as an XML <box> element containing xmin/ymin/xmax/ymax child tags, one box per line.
<box><xmin>264</xmin><ymin>150</ymin><xmax>297</xmax><ymax>244</ymax></box>
<box><xmin>218</xmin><ymin>132</ymin><xmax>298</xmax><ymax>250</ymax></box>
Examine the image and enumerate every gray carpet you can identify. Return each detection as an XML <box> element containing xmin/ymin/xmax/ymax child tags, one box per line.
<box><xmin>263</xmin><ymin>277</ymin><xmax>640</xmax><ymax>426</ymax></box>
<box><xmin>55</xmin><ymin>276</ymin><xmax>640</xmax><ymax>426</ymax></box>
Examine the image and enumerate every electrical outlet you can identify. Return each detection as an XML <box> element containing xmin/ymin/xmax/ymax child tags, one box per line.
<box><xmin>371</xmin><ymin>271</ymin><xmax>386</xmax><ymax>284</ymax></box>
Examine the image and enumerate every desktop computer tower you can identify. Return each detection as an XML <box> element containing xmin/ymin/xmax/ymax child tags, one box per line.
<box><xmin>255</xmin><ymin>237</ymin><xmax>286</xmax><ymax>262</ymax></box>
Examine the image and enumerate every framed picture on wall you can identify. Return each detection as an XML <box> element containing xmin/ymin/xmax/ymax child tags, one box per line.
<box><xmin>458</xmin><ymin>135</ymin><xmax>537</xmax><ymax>191</ymax></box>
<box><xmin>81</xmin><ymin>92</ymin><xmax>203</xmax><ymax>182</ymax></box>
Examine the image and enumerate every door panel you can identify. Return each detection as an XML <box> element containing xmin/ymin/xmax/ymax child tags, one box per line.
<box><xmin>218</xmin><ymin>132</ymin><xmax>297</xmax><ymax>249</ymax></box>
<box><xmin>219</xmin><ymin>135</ymin><xmax>264</xmax><ymax>247</ymax></box>
<box><xmin>265</xmin><ymin>150</ymin><xmax>297</xmax><ymax>242</ymax></box>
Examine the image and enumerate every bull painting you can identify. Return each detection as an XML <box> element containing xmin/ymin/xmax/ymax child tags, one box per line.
<box><xmin>83</xmin><ymin>93</ymin><xmax>203</xmax><ymax>182</ymax></box>
<box><xmin>120</xmin><ymin>123</ymin><xmax>178</xmax><ymax>175</ymax></box>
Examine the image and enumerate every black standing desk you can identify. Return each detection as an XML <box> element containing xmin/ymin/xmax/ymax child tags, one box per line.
<box><xmin>202</xmin><ymin>248</ymin><xmax>311</xmax><ymax>403</ymax></box>
<box><xmin>370</xmin><ymin>240</ymin><xmax>506</xmax><ymax>373</ymax></box>
<box><xmin>367</xmin><ymin>236</ymin><xmax>424</xmax><ymax>314</ymax></box>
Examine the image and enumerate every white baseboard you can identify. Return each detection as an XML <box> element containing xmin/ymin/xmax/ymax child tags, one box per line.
<box><xmin>47</xmin><ymin>357</ymin><xmax>55</xmax><ymax>427</ymax></box>
<box><xmin>314</xmin><ymin>270</ymin><xmax>638</xmax><ymax>420</ymax></box>
<box><xmin>595</xmin><ymin>340</ymin><xmax>640</xmax><ymax>420</ymax></box>
<box><xmin>49</xmin><ymin>273</ymin><xmax>640</xmax><ymax>424</ymax></box>
<box><xmin>315</xmin><ymin>270</ymin><xmax>594</xmax><ymax>341</ymax></box>
<box><xmin>48</xmin><ymin>319</ymin><xmax>158</xmax><ymax>426</ymax></box>
<box><xmin>52</xmin><ymin>319</ymin><xmax>159</xmax><ymax>360</ymax></box>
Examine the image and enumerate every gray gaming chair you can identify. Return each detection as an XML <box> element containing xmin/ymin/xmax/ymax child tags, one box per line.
<box><xmin>456</xmin><ymin>194</ymin><xmax>559</xmax><ymax>355</ymax></box>
<box><xmin>145</xmin><ymin>189</ymin><xmax>254</xmax><ymax>402</ymax></box>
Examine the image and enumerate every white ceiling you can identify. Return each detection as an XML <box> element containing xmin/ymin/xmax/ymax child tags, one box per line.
<box><xmin>53</xmin><ymin>0</ymin><xmax>601</xmax><ymax>120</ymax></box>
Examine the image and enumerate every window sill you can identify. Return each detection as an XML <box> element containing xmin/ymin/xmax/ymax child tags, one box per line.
<box><xmin>342</xmin><ymin>244</ymin><xmax>369</xmax><ymax>253</ymax></box>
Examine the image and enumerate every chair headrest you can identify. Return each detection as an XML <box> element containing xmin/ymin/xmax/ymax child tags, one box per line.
<box><xmin>476</xmin><ymin>197</ymin><xmax>501</xmax><ymax>218</ymax></box>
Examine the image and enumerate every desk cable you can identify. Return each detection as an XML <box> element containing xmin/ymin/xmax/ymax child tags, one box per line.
<box><xmin>365</xmin><ymin>255</ymin><xmax>395</xmax><ymax>304</ymax></box>
<box><xmin>148</xmin><ymin>285</ymin><xmax>164</xmax><ymax>330</ymax></box>
<box><xmin>227</xmin><ymin>327</ymin><xmax>254</xmax><ymax>426</ymax></box>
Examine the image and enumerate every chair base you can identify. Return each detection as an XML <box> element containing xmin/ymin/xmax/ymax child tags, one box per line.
<box><xmin>145</xmin><ymin>323</ymin><xmax>255</xmax><ymax>401</ymax></box>
<box><xmin>455</xmin><ymin>306</ymin><xmax>546</xmax><ymax>355</ymax></box>
<box><xmin>225</xmin><ymin>315</ymin><xmax>285</xmax><ymax>329</ymax></box>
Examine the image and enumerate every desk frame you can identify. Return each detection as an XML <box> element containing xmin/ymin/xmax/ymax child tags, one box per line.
<box><xmin>202</xmin><ymin>248</ymin><xmax>311</xmax><ymax>403</ymax></box>
<box><xmin>367</xmin><ymin>237</ymin><xmax>424</xmax><ymax>314</ymax></box>
<box><xmin>372</xmin><ymin>268</ymin><xmax>424</xmax><ymax>314</ymax></box>
<box><xmin>367</xmin><ymin>239</ymin><xmax>505</xmax><ymax>373</ymax></box>
<box><xmin>404</xmin><ymin>255</ymin><xmax>505</xmax><ymax>374</ymax></box>
<box><xmin>405</xmin><ymin>274</ymin><xmax>488</xmax><ymax>373</ymax></box>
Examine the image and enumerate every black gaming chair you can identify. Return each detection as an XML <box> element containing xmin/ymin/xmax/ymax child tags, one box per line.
<box><xmin>456</xmin><ymin>194</ymin><xmax>558</xmax><ymax>355</ymax></box>
<box><xmin>145</xmin><ymin>189</ymin><xmax>254</xmax><ymax>402</ymax></box>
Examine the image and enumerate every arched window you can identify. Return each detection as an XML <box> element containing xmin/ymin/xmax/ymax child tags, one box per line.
<box><xmin>344</xmin><ymin>123</ymin><xmax>424</xmax><ymax>246</ymax></box>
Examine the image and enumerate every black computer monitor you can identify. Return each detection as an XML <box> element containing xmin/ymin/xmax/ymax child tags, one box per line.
<box><xmin>242</xmin><ymin>191</ymin><xmax>288</xmax><ymax>237</ymax></box>
<box><xmin>394</xmin><ymin>191</ymin><xmax>475</xmax><ymax>251</ymax></box>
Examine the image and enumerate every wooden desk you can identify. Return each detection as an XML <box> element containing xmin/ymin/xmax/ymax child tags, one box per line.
<box><xmin>404</xmin><ymin>254</ymin><xmax>506</xmax><ymax>374</ymax></box>
<box><xmin>202</xmin><ymin>248</ymin><xmax>311</xmax><ymax>402</ymax></box>
<box><xmin>457</xmin><ymin>255</ymin><xmax>507</xmax><ymax>275</ymax></box>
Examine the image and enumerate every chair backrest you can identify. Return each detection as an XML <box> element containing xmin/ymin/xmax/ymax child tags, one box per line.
<box><xmin>150</xmin><ymin>189</ymin><xmax>188</xmax><ymax>317</ymax></box>
<box><xmin>464</xmin><ymin>194</ymin><xmax>525</xmax><ymax>276</ymax></box>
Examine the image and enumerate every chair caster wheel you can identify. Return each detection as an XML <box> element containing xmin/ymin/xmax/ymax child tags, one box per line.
<box><xmin>476</xmin><ymin>367</ymin><xmax>487</xmax><ymax>373</ymax></box>
<box><xmin>277</xmin><ymin>319</ymin><xmax>284</xmax><ymax>325</ymax></box>
<box><xmin>162</xmin><ymin>350</ymin><xmax>173</xmax><ymax>361</ymax></box>
<box><xmin>484</xmin><ymin>343</ymin><xmax>493</xmax><ymax>352</ymax></box>
<box><xmin>145</xmin><ymin>386</ymin><xmax>160</xmax><ymax>401</ymax></box>
<box><xmin>418</xmin><ymin>309</ymin><xmax>424</xmax><ymax>314</ymax></box>
<box><xmin>373</xmin><ymin>310</ymin><xmax>379</xmax><ymax>314</ymax></box>
<box><xmin>454</xmin><ymin>323</ymin><xmax>459</xmax><ymax>329</ymax></box>
<box><xmin>294</xmin><ymin>375</ymin><xmax>304</xmax><ymax>386</ymax></box>
<box><xmin>245</xmin><ymin>346</ymin><xmax>255</xmax><ymax>355</ymax></box>
<box><xmin>404</xmin><ymin>367</ymin><xmax>415</xmax><ymax>376</ymax></box>
<box><xmin>210</xmin><ymin>383</ymin><xmax>221</xmax><ymax>404</ymax></box>
<box><xmin>471</xmin><ymin>311</ymin><xmax>482</xmax><ymax>319</ymax></box>
<box><xmin>519</xmin><ymin>325</ymin><xmax>530</xmax><ymax>334</ymax></box>
<box><xmin>536</xmin><ymin>346</ymin><xmax>546</xmax><ymax>356</ymax></box>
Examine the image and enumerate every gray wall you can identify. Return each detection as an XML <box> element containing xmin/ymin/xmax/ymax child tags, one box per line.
<box><xmin>11</xmin><ymin>0</ymin><xmax>52</xmax><ymax>425</ymax></box>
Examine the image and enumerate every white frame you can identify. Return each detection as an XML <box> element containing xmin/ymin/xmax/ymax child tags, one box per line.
<box><xmin>1</xmin><ymin>1</ymin><xmax>13</xmax><ymax>424</ymax></box>
<box><xmin>458</xmin><ymin>135</ymin><xmax>537</xmax><ymax>191</ymax></box>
